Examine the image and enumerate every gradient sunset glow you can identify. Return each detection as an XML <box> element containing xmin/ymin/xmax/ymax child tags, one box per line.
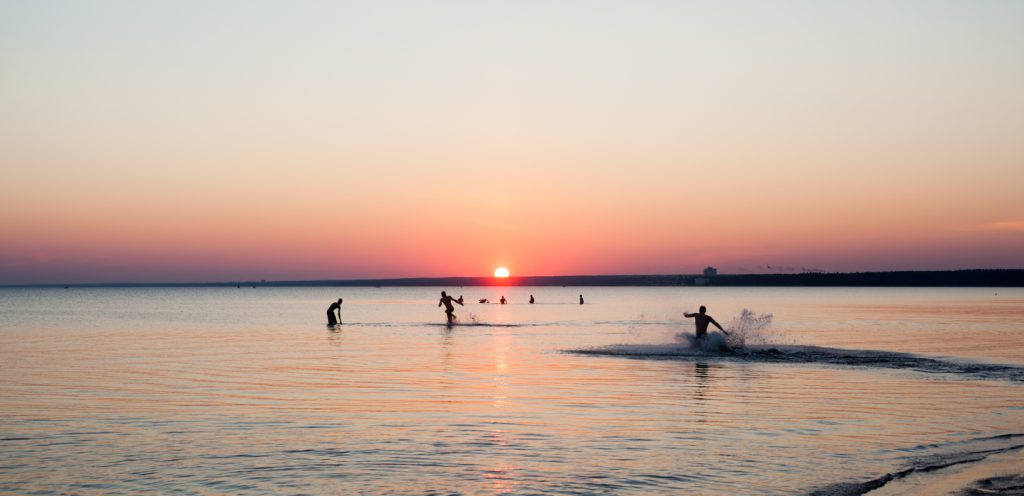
<box><xmin>2</xmin><ymin>2</ymin><xmax>1023</xmax><ymax>284</ymax></box>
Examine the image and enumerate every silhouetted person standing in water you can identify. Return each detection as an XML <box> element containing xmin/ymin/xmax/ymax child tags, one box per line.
<box><xmin>579</xmin><ymin>294</ymin><xmax>584</xmax><ymax>305</ymax></box>
<box><xmin>327</xmin><ymin>298</ymin><xmax>343</xmax><ymax>325</ymax></box>
<box><xmin>500</xmin><ymin>296</ymin><xmax>507</xmax><ymax>304</ymax></box>
<box><xmin>684</xmin><ymin>305</ymin><xmax>726</xmax><ymax>339</ymax></box>
<box><xmin>529</xmin><ymin>295</ymin><xmax>535</xmax><ymax>304</ymax></box>
<box><xmin>439</xmin><ymin>291</ymin><xmax>463</xmax><ymax>324</ymax></box>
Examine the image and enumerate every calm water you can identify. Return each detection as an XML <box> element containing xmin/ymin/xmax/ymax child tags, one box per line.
<box><xmin>1</xmin><ymin>287</ymin><xmax>1022</xmax><ymax>494</ymax></box>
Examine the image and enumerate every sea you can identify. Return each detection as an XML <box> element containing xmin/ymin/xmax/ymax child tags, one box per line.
<box><xmin>1</xmin><ymin>286</ymin><xmax>1022</xmax><ymax>495</ymax></box>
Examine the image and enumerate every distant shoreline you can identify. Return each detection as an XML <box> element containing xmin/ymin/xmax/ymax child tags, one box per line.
<box><xmin>3</xmin><ymin>269</ymin><xmax>1023</xmax><ymax>288</ymax></box>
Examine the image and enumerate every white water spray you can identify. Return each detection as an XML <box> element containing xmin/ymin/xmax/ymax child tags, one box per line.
<box><xmin>724</xmin><ymin>309</ymin><xmax>774</xmax><ymax>348</ymax></box>
<box><xmin>674</xmin><ymin>308</ymin><xmax>774</xmax><ymax>351</ymax></box>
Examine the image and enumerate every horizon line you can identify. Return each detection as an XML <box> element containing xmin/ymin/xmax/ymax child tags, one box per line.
<box><xmin>2</xmin><ymin>269</ymin><xmax>1023</xmax><ymax>288</ymax></box>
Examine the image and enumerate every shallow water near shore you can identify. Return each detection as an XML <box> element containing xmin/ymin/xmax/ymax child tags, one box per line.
<box><xmin>2</xmin><ymin>286</ymin><xmax>1022</xmax><ymax>494</ymax></box>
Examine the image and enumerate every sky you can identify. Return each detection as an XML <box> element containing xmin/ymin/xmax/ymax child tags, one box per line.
<box><xmin>1</xmin><ymin>1</ymin><xmax>1023</xmax><ymax>284</ymax></box>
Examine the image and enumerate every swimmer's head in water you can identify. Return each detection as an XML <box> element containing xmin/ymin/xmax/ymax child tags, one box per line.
<box><xmin>699</xmin><ymin>305</ymin><xmax>706</xmax><ymax>313</ymax></box>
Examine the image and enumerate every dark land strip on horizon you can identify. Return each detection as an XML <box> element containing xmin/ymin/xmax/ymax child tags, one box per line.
<box><xmin>4</xmin><ymin>270</ymin><xmax>1024</xmax><ymax>288</ymax></box>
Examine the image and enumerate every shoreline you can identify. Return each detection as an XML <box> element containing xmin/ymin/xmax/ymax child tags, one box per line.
<box><xmin>865</xmin><ymin>447</ymin><xmax>1024</xmax><ymax>496</ymax></box>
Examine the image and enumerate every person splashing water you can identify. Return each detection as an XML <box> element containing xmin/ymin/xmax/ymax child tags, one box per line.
<box><xmin>438</xmin><ymin>291</ymin><xmax>464</xmax><ymax>325</ymax></box>
<box><xmin>684</xmin><ymin>305</ymin><xmax>729</xmax><ymax>351</ymax></box>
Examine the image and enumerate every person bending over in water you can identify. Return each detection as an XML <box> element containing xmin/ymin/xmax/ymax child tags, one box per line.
<box><xmin>684</xmin><ymin>305</ymin><xmax>726</xmax><ymax>339</ymax></box>
<box><xmin>327</xmin><ymin>298</ymin><xmax>343</xmax><ymax>325</ymax></box>
<box><xmin>439</xmin><ymin>291</ymin><xmax>464</xmax><ymax>324</ymax></box>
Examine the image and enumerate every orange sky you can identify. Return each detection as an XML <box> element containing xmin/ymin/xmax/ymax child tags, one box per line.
<box><xmin>2</xmin><ymin>2</ymin><xmax>1023</xmax><ymax>283</ymax></box>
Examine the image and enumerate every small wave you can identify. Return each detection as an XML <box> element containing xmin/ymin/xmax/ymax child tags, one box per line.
<box><xmin>569</xmin><ymin>308</ymin><xmax>1024</xmax><ymax>382</ymax></box>
<box><xmin>326</xmin><ymin>322</ymin><xmax>404</xmax><ymax>328</ymax></box>
<box><xmin>809</xmin><ymin>434</ymin><xmax>1024</xmax><ymax>495</ymax></box>
<box><xmin>327</xmin><ymin>321</ymin><xmax>545</xmax><ymax>328</ymax></box>
<box><xmin>566</xmin><ymin>344</ymin><xmax>1024</xmax><ymax>383</ymax></box>
<box><xmin>747</xmin><ymin>346</ymin><xmax>1024</xmax><ymax>382</ymax></box>
<box><xmin>593</xmin><ymin>320</ymin><xmax>675</xmax><ymax>326</ymax></box>
<box><xmin>958</xmin><ymin>474</ymin><xmax>1024</xmax><ymax>495</ymax></box>
<box><xmin>424</xmin><ymin>322</ymin><xmax>538</xmax><ymax>328</ymax></box>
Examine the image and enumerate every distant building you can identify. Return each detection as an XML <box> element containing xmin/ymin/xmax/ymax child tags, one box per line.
<box><xmin>694</xmin><ymin>277</ymin><xmax>710</xmax><ymax>286</ymax></box>
<box><xmin>703</xmin><ymin>266</ymin><xmax>718</xmax><ymax>277</ymax></box>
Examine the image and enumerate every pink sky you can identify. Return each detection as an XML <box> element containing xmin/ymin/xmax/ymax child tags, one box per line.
<box><xmin>2</xmin><ymin>2</ymin><xmax>1022</xmax><ymax>284</ymax></box>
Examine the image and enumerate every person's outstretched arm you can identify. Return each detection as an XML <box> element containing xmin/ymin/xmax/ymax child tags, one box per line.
<box><xmin>684</xmin><ymin>312</ymin><xmax>695</xmax><ymax>318</ymax></box>
<box><xmin>438</xmin><ymin>299</ymin><xmax>443</xmax><ymax>307</ymax></box>
<box><xmin>710</xmin><ymin>317</ymin><xmax>727</xmax><ymax>334</ymax></box>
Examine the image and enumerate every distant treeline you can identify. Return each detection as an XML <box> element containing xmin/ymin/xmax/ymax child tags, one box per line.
<box><xmin>8</xmin><ymin>270</ymin><xmax>1024</xmax><ymax>288</ymax></box>
<box><xmin>708</xmin><ymin>269</ymin><xmax>1024</xmax><ymax>287</ymax></box>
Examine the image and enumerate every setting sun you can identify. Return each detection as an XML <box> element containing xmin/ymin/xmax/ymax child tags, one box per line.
<box><xmin>494</xmin><ymin>267</ymin><xmax>510</xmax><ymax>278</ymax></box>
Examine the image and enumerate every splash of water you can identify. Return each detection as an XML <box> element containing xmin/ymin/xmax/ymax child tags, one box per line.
<box><xmin>570</xmin><ymin>309</ymin><xmax>1024</xmax><ymax>382</ymax></box>
<box><xmin>724</xmin><ymin>309</ymin><xmax>774</xmax><ymax>348</ymax></box>
<box><xmin>674</xmin><ymin>308</ymin><xmax>774</xmax><ymax>350</ymax></box>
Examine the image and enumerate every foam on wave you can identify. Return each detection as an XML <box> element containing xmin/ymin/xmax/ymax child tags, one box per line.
<box><xmin>567</xmin><ymin>308</ymin><xmax>1024</xmax><ymax>383</ymax></box>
